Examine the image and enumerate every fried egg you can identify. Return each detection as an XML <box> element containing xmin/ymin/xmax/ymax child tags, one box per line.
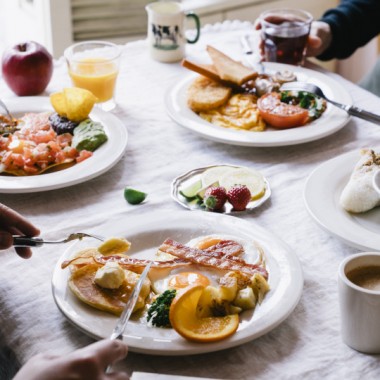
<box><xmin>149</xmin><ymin>234</ymin><xmax>261</xmax><ymax>295</ymax></box>
<box><xmin>149</xmin><ymin>267</ymin><xmax>222</xmax><ymax>295</ymax></box>
<box><xmin>187</xmin><ymin>234</ymin><xmax>260</xmax><ymax>265</ymax></box>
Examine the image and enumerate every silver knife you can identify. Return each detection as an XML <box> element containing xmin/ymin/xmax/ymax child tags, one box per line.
<box><xmin>240</xmin><ymin>34</ymin><xmax>264</xmax><ymax>73</ymax></box>
<box><xmin>110</xmin><ymin>261</ymin><xmax>152</xmax><ymax>341</ymax></box>
<box><xmin>105</xmin><ymin>261</ymin><xmax>152</xmax><ymax>373</ymax></box>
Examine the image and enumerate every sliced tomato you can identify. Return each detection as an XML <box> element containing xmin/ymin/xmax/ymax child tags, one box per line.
<box><xmin>257</xmin><ymin>92</ymin><xmax>309</xmax><ymax>129</ymax></box>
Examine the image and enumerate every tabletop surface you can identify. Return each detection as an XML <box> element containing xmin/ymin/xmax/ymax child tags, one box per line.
<box><xmin>1</xmin><ymin>21</ymin><xmax>380</xmax><ymax>380</ymax></box>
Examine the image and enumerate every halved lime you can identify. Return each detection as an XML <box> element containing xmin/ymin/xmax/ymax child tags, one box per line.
<box><xmin>179</xmin><ymin>179</ymin><xmax>202</xmax><ymax>200</ymax></box>
<box><xmin>124</xmin><ymin>187</ymin><xmax>147</xmax><ymax>205</ymax></box>
<box><xmin>201</xmin><ymin>166</ymin><xmax>234</xmax><ymax>187</ymax></box>
<box><xmin>219</xmin><ymin>168</ymin><xmax>266</xmax><ymax>200</ymax></box>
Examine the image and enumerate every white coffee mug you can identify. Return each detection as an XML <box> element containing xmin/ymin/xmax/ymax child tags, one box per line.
<box><xmin>145</xmin><ymin>1</ymin><xmax>200</xmax><ymax>63</ymax></box>
<box><xmin>338</xmin><ymin>252</ymin><xmax>380</xmax><ymax>354</ymax></box>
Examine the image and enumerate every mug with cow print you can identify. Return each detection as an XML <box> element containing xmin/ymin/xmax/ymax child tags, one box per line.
<box><xmin>145</xmin><ymin>1</ymin><xmax>200</xmax><ymax>63</ymax></box>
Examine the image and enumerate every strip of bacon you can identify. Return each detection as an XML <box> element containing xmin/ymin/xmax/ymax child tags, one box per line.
<box><xmin>159</xmin><ymin>239</ymin><xmax>268</xmax><ymax>279</ymax></box>
<box><xmin>204</xmin><ymin>240</ymin><xmax>244</xmax><ymax>257</ymax></box>
<box><xmin>94</xmin><ymin>255</ymin><xmax>191</xmax><ymax>272</ymax></box>
<box><xmin>61</xmin><ymin>253</ymin><xmax>191</xmax><ymax>271</ymax></box>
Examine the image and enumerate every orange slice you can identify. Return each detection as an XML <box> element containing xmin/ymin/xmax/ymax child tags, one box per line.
<box><xmin>169</xmin><ymin>285</ymin><xmax>239</xmax><ymax>342</ymax></box>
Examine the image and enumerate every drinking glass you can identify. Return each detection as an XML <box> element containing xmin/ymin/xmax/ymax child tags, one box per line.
<box><xmin>260</xmin><ymin>8</ymin><xmax>313</xmax><ymax>66</ymax></box>
<box><xmin>64</xmin><ymin>41</ymin><xmax>122</xmax><ymax>111</ymax></box>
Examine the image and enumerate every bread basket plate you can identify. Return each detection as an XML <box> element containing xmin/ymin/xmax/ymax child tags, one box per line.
<box><xmin>171</xmin><ymin>164</ymin><xmax>271</xmax><ymax>214</ymax></box>
<box><xmin>52</xmin><ymin>209</ymin><xmax>303</xmax><ymax>355</ymax></box>
<box><xmin>165</xmin><ymin>62</ymin><xmax>351</xmax><ymax>147</ymax></box>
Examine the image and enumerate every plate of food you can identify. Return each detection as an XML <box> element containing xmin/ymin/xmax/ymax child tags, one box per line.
<box><xmin>0</xmin><ymin>89</ymin><xmax>128</xmax><ymax>193</ymax></box>
<box><xmin>171</xmin><ymin>164</ymin><xmax>270</xmax><ymax>213</ymax></box>
<box><xmin>52</xmin><ymin>210</ymin><xmax>303</xmax><ymax>355</ymax></box>
<box><xmin>165</xmin><ymin>46</ymin><xmax>351</xmax><ymax>147</ymax></box>
<box><xmin>304</xmin><ymin>148</ymin><xmax>380</xmax><ymax>251</ymax></box>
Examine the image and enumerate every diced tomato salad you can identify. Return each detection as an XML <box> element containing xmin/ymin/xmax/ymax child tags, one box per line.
<box><xmin>0</xmin><ymin>112</ymin><xmax>92</xmax><ymax>175</ymax></box>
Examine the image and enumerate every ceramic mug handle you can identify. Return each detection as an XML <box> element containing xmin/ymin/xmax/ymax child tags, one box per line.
<box><xmin>185</xmin><ymin>12</ymin><xmax>200</xmax><ymax>44</ymax></box>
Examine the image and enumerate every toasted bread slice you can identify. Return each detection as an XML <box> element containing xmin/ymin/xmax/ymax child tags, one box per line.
<box><xmin>187</xmin><ymin>76</ymin><xmax>232</xmax><ymax>113</ymax></box>
<box><xmin>182</xmin><ymin>59</ymin><xmax>222</xmax><ymax>83</ymax></box>
<box><xmin>206</xmin><ymin>45</ymin><xmax>257</xmax><ymax>85</ymax></box>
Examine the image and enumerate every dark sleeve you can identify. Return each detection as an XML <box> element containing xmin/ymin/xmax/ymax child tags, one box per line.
<box><xmin>318</xmin><ymin>0</ymin><xmax>380</xmax><ymax>60</ymax></box>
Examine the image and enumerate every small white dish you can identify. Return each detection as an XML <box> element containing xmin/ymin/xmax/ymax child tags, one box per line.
<box><xmin>52</xmin><ymin>209</ymin><xmax>303</xmax><ymax>356</ymax></box>
<box><xmin>171</xmin><ymin>164</ymin><xmax>271</xmax><ymax>214</ymax></box>
<box><xmin>0</xmin><ymin>97</ymin><xmax>128</xmax><ymax>193</ymax></box>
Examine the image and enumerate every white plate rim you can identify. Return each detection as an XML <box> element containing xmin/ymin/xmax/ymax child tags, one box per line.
<box><xmin>52</xmin><ymin>209</ymin><xmax>303</xmax><ymax>356</ymax></box>
<box><xmin>304</xmin><ymin>149</ymin><xmax>380</xmax><ymax>251</ymax></box>
<box><xmin>0</xmin><ymin>97</ymin><xmax>128</xmax><ymax>193</ymax></box>
<box><xmin>165</xmin><ymin>62</ymin><xmax>351</xmax><ymax>147</ymax></box>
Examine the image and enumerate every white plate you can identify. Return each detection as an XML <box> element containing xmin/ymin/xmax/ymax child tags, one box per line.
<box><xmin>165</xmin><ymin>62</ymin><xmax>351</xmax><ymax>147</ymax></box>
<box><xmin>0</xmin><ymin>97</ymin><xmax>128</xmax><ymax>193</ymax></box>
<box><xmin>52</xmin><ymin>210</ymin><xmax>303</xmax><ymax>355</ymax></box>
<box><xmin>304</xmin><ymin>150</ymin><xmax>380</xmax><ymax>251</ymax></box>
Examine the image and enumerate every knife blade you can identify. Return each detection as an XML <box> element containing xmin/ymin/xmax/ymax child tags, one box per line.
<box><xmin>240</xmin><ymin>34</ymin><xmax>264</xmax><ymax>73</ymax></box>
<box><xmin>110</xmin><ymin>261</ymin><xmax>152</xmax><ymax>341</ymax></box>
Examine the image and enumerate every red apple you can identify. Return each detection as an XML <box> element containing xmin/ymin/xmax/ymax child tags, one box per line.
<box><xmin>2</xmin><ymin>41</ymin><xmax>53</xmax><ymax>96</ymax></box>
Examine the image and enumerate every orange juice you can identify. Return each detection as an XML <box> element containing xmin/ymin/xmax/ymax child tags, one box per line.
<box><xmin>69</xmin><ymin>58</ymin><xmax>118</xmax><ymax>103</ymax></box>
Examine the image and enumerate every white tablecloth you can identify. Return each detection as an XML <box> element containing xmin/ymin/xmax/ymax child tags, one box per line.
<box><xmin>1</xmin><ymin>21</ymin><xmax>380</xmax><ymax>379</ymax></box>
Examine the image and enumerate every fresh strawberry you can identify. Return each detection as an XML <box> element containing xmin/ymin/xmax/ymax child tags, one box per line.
<box><xmin>203</xmin><ymin>186</ymin><xmax>227</xmax><ymax>211</ymax></box>
<box><xmin>227</xmin><ymin>185</ymin><xmax>251</xmax><ymax>211</ymax></box>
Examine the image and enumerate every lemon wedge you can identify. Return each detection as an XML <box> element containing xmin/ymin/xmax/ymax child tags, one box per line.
<box><xmin>219</xmin><ymin>167</ymin><xmax>266</xmax><ymax>200</ymax></box>
<box><xmin>200</xmin><ymin>166</ymin><xmax>234</xmax><ymax>187</ymax></box>
<box><xmin>169</xmin><ymin>285</ymin><xmax>239</xmax><ymax>342</ymax></box>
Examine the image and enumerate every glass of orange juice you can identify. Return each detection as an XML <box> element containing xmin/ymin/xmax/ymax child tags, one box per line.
<box><xmin>64</xmin><ymin>41</ymin><xmax>121</xmax><ymax>111</ymax></box>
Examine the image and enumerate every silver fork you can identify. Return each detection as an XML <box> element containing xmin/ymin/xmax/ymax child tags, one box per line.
<box><xmin>0</xmin><ymin>99</ymin><xmax>17</xmax><ymax>126</ymax></box>
<box><xmin>281</xmin><ymin>81</ymin><xmax>380</xmax><ymax>126</ymax></box>
<box><xmin>13</xmin><ymin>233</ymin><xmax>104</xmax><ymax>247</ymax></box>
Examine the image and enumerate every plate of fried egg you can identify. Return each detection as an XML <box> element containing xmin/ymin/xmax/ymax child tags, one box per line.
<box><xmin>165</xmin><ymin>62</ymin><xmax>351</xmax><ymax>147</ymax></box>
<box><xmin>52</xmin><ymin>209</ymin><xmax>303</xmax><ymax>355</ymax></box>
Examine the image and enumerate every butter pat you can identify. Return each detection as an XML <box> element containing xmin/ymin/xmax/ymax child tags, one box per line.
<box><xmin>94</xmin><ymin>262</ymin><xmax>125</xmax><ymax>289</ymax></box>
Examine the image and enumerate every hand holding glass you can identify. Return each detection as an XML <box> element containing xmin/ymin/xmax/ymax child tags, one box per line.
<box><xmin>260</xmin><ymin>9</ymin><xmax>313</xmax><ymax>66</ymax></box>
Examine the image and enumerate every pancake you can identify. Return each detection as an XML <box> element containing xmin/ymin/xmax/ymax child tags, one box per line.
<box><xmin>68</xmin><ymin>263</ymin><xmax>151</xmax><ymax>316</ymax></box>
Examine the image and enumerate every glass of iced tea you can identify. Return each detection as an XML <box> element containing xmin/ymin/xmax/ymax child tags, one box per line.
<box><xmin>260</xmin><ymin>8</ymin><xmax>313</xmax><ymax>66</ymax></box>
<box><xmin>64</xmin><ymin>41</ymin><xmax>122</xmax><ymax>111</ymax></box>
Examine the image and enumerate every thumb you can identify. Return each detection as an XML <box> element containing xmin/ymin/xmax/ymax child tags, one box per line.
<box><xmin>308</xmin><ymin>35</ymin><xmax>322</xmax><ymax>49</ymax></box>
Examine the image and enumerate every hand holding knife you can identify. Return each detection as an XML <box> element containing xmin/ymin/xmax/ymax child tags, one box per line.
<box><xmin>106</xmin><ymin>262</ymin><xmax>152</xmax><ymax>373</ymax></box>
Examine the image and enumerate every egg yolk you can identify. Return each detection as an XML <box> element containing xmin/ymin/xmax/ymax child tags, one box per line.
<box><xmin>168</xmin><ymin>272</ymin><xmax>210</xmax><ymax>289</ymax></box>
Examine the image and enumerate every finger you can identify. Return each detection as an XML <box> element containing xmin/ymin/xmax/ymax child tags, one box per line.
<box><xmin>77</xmin><ymin>340</ymin><xmax>128</xmax><ymax>369</ymax></box>
<box><xmin>0</xmin><ymin>204</ymin><xmax>40</xmax><ymax>237</ymax></box>
<box><xmin>0</xmin><ymin>231</ymin><xmax>13</xmax><ymax>249</ymax></box>
<box><xmin>307</xmin><ymin>35</ymin><xmax>322</xmax><ymax>49</ymax></box>
<box><xmin>15</xmin><ymin>247</ymin><xmax>33</xmax><ymax>259</ymax></box>
<box><xmin>106</xmin><ymin>372</ymin><xmax>130</xmax><ymax>380</ymax></box>
<box><xmin>2</xmin><ymin>226</ymin><xmax>33</xmax><ymax>259</ymax></box>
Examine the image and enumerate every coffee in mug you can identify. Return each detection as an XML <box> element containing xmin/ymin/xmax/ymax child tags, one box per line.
<box><xmin>145</xmin><ymin>1</ymin><xmax>200</xmax><ymax>63</ymax></box>
<box><xmin>338</xmin><ymin>252</ymin><xmax>380</xmax><ymax>354</ymax></box>
<box><xmin>347</xmin><ymin>265</ymin><xmax>380</xmax><ymax>291</ymax></box>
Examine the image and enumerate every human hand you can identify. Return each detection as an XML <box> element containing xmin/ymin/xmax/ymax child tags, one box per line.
<box><xmin>306</xmin><ymin>21</ymin><xmax>332</xmax><ymax>57</ymax></box>
<box><xmin>13</xmin><ymin>339</ymin><xmax>129</xmax><ymax>380</ymax></box>
<box><xmin>0</xmin><ymin>203</ymin><xmax>40</xmax><ymax>258</ymax></box>
<box><xmin>254</xmin><ymin>20</ymin><xmax>332</xmax><ymax>60</ymax></box>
